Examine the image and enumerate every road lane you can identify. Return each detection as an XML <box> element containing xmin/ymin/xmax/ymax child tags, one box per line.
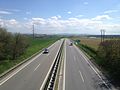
<box><xmin>0</xmin><ymin>39</ymin><xmax>63</xmax><ymax>90</ymax></box>
<box><xmin>65</xmin><ymin>39</ymin><xmax>112</xmax><ymax>90</ymax></box>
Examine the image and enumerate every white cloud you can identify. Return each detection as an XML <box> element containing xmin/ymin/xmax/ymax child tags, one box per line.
<box><xmin>0</xmin><ymin>11</ymin><xmax>12</xmax><ymax>15</ymax></box>
<box><xmin>51</xmin><ymin>16</ymin><xmax>60</xmax><ymax>20</ymax></box>
<box><xmin>92</xmin><ymin>15</ymin><xmax>112</xmax><ymax>21</ymax></box>
<box><xmin>104</xmin><ymin>10</ymin><xmax>119</xmax><ymax>14</ymax></box>
<box><xmin>83</xmin><ymin>2</ymin><xmax>88</xmax><ymax>5</ymax></box>
<box><xmin>0</xmin><ymin>15</ymin><xmax>120</xmax><ymax>34</ymax></box>
<box><xmin>76</xmin><ymin>15</ymin><xmax>83</xmax><ymax>18</ymax></box>
<box><xmin>0</xmin><ymin>8</ymin><xmax>21</xmax><ymax>12</ymax></box>
<box><xmin>8</xmin><ymin>19</ymin><xmax>18</xmax><ymax>25</ymax></box>
<box><xmin>57</xmin><ymin>15</ymin><xmax>61</xmax><ymax>18</ymax></box>
<box><xmin>67</xmin><ymin>11</ymin><xmax>72</xmax><ymax>14</ymax></box>
<box><xmin>26</xmin><ymin>11</ymin><xmax>31</xmax><ymax>15</ymax></box>
<box><xmin>31</xmin><ymin>18</ymin><xmax>46</xmax><ymax>25</ymax></box>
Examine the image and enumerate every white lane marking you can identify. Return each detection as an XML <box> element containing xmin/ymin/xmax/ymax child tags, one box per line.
<box><xmin>74</xmin><ymin>45</ymin><xmax>110</xmax><ymax>89</ymax></box>
<box><xmin>39</xmin><ymin>39</ymin><xmax>63</xmax><ymax>90</ymax></box>
<box><xmin>0</xmin><ymin>53</ymin><xmax>42</xmax><ymax>86</ymax></box>
<box><xmin>63</xmin><ymin>39</ymin><xmax>66</xmax><ymax>90</ymax></box>
<box><xmin>79</xmin><ymin>70</ymin><xmax>85</xmax><ymax>83</ymax></box>
<box><xmin>34</xmin><ymin>63</ymin><xmax>41</xmax><ymax>71</ymax></box>
<box><xmin>0</xmin><ymin>40</ymin><xmax>59</xmax><ymax>86</ymax></box>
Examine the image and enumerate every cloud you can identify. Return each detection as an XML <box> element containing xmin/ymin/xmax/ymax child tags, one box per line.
<box><xmin>26</xmin><ymin>11</ymin><xmax>31</xmax><ymax>15</ymax></box>
<box><xmin>83</xmin><ymin>2</ymin><xmax>88</xmax><ymax>5</ymax></box>
<box><xmin>50</xmin><ymin>15</ymin><xmax>61</xmax><ymax>20</ymax></box>
<box><xmin>76</xmin><ymin>15</ymin><xmax>83</xmax><ymax>18</ymax></box>
<box><xmin>31</xmin><ymin>18</ymin><xmax>46</xmax><ymax>25</ymax></box>
<box><xmin>67</xmin><ymin>11</ymin><xmax>72</xmax><ymax>14</ymax></box>
<box><xmin>8</xmin><ymin>19</ymin><xmax>18</xmax><ymax>25</ymax></box>
<box><xmin>0</xmin><ymin>10</ymin><xmax>12</xmax><ymax>15</ymax></box>
<box><xmin>0</xmin><ymin>15</ymin><xmax>120</xmax><ymax>34</ymax></box>
<box><xmin>92</xmin><ymin>15</ymin><xmax>112</xmax><ymax>21</ymax></box>
<box><xmin>104</xmin><ymin>10</ymin><xmax>119</xmax><ymax>14</ymax></box>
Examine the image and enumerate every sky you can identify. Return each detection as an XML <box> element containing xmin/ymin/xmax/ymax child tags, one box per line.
<box><xmin>0</xmin><ymin>0</ymin><xmax>120</xmax><ymax>35</ymax></box>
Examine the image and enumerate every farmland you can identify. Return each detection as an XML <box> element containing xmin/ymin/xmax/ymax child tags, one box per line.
<box><xmin>72</xmin><ymin>37</ymin><xmax>101</xmax><ymax>50</ymax></box>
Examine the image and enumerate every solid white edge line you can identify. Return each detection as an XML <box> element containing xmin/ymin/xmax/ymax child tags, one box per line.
<box><xmin>79</xmin><ymin>71</ymin><xmax>85</xmax><ymax>83</ymax></box>
<box><xmin>74</xmin><ymin>45</ymin><xmax>110</xmax><ymax>89</ymax></box>
<box><xmin>34</xmin><ymin>63</ymin><xmax>41</xmax><ymax>71</ymax></box>
<box><xmin>63</xmin><ymin>39</ymin><xmax>66</xmax><ymax>90</ymax></box>
<box><xmin>39</xmin><ymin>39</ymin><xmax>63</xmax><ymax>90</ymax></box>
<box><xmin>0</xmin><ymin>40</ymin><xmax>58</xmax><ymax>86</ymax></box>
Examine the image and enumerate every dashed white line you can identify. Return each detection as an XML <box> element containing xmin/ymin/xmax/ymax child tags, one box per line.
<box><xmin>74</xmin><ymin>44</ymin><xmax>110</xmax><ymax>89</ymax></box>
<box><xmin>34</xmin><ymin>63</ymin><xmax>41</xmax><ymax>71</ymax></box>
<box><xmin>79</xmin><ymin>70</ymin><xmax>85</xmax><ymax>83</ymax></box>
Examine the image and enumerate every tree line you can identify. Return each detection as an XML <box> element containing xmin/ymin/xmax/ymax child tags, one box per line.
<box><xmin>97</xmin><ymin>39</ymin><xmax>120</xmax><ymax>83</ymax></box>
<box><xmin>0</xmin><ymin>27</ymin><xmax>29</xmax><ymax>60</ymax></box>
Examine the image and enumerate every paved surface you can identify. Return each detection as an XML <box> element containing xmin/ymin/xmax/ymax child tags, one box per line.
<box><xmin>64</xmin><ymin>39</ymin><xmax>114</xmax><ymax>90</ymax></box>
<box><xmin>0</xmin><ymin>40</ymin><xmax>62</xmax><ymax>90</ymax></box>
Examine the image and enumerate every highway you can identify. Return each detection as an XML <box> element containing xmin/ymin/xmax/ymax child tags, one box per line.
<box><xmin>64</xmin><ymin>39</ymin><xmax>113</xmax><ymax>90</ymax></box>
<box><xmin>0</xmin><ymin>39</ymin><xmax>63</xmax><ymax>90</ymax></box>
<box><xmin>0</xmin><ymin>39</ymin><xmax>116</xmax><ymax>90</ymax></box>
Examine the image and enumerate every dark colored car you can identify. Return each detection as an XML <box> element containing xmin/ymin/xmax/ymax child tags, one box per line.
<box><xmin>69</xmin><ymin>42</ymin><xmax>73</xmax><ymax>46</ymax></box>
<box><xmin>43</xmin><ymin>48</ymin><xmax>49</xmax><ymax>54</ymax></box>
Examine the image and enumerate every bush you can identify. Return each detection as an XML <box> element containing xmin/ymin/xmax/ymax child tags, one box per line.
<box><xmin>97</xmin><ymin>40</ymin><xmax>120</xmax><ymax>82</ymax></box>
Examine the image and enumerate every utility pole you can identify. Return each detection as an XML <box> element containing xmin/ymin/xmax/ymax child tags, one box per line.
<box><xmin>103</xmin><ymin>30</ymin><xmax>105</xmax><ymax>42</ymax></box>
<box><xmin>100</xmin><ymin>29</ymin><xmax>105</xmax><ymax>43</ymax></box>
<box><xmin>33</xmin><ymin>24</ymin><xmax>35</xmax><ymax>39</ymax></box>
<box><xmin>100</xmin><ymin>29</ymin><xmax>103</xmax><ymax>43</ymax></box>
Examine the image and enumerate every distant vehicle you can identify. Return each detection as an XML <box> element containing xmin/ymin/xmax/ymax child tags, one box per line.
<box><xmin>43</xmin><ymin>48</ymin><xmax>49</xmax><ymax>54</ymax></box>
<box><xmin>69</xmin><ymin>42</ymin><xmax>73</xmax><ymax>46</ymax></box>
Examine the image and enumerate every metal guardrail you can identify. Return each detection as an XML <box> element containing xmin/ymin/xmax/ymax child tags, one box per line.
<box><xmin>43</xmin><ymin>40</ymin><xmax>64</xmax><ymax>90</ymax></box>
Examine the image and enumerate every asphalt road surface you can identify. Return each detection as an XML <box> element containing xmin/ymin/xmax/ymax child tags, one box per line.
<box><xmin>64</xmin><ymin>39</ymin><xmax>114</xmax><ymax>90</ymax></box>
<box><xmin>0</xmin><ymin>39</ymin><xmax>63</xmax><ymax>90</ymax></box>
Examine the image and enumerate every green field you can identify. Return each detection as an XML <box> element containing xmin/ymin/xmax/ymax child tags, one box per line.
<box><xmin>0</xmin><ymin>37</ymin><xmax>60</xmax><ymax>74</ymax></box>
<box><xmin>72</xmin><ymin>37</ymin><xmax>101</xmax><ymax>50</ymax></box>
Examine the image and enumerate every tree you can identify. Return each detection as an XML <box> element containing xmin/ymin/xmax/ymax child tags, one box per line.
<box><xmin>0</xmin><ymin>28</ymin><xmax>13</xmax><ymax>60</ymax></box>
<box><xmin>0</xmin><ymin>27</ymin><xmax>29</xmax><ymax>60</ymax></box>
<box><xmin>12</xmin><ymin>33</ymin><xmax>29</xmax><ymax>60</ymax></box>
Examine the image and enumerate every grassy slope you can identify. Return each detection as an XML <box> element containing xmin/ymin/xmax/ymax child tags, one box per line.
<box><xmin>0</xmin><ymin>37</ymin><xmax>59</xmax><ymax>74</ymax></box>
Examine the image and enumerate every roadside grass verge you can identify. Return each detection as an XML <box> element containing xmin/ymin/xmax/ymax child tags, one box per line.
<box><xmin>72</xmin><ymin>37</ymin><xmax>101</xmax><ymax>50</ymax></box>
<box><xmin>77</xmin><ymin>43</ymin><xmax>103</xmax><ymax>66</ymax></box>
<box><xmin>0</xmin><ymin>37</ymin><xmax>60</xmax><ymax>74</ymax></box>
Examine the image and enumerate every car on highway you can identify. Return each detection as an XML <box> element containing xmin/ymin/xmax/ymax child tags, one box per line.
<box><xmin>69</xmin><ymin>42</ymin><xmax>73</xmax><ymax>46</ymax></box>
<box><xmin>43</xmin><ymin>48</ymin><xmax>49</xmax><ymax>54</ymax></box>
